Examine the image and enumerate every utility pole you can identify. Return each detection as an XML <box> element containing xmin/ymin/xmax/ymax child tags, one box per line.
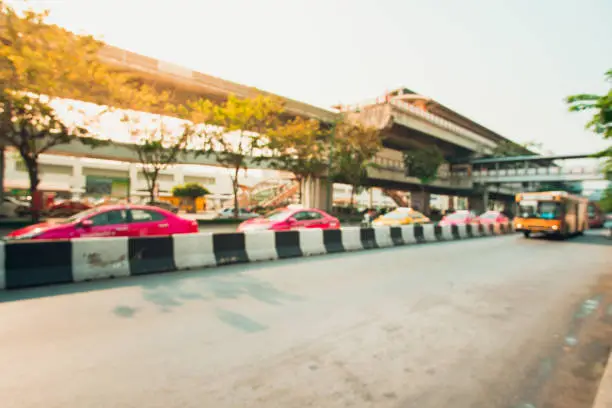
<box><xmin>325</xmin><ymin>119</ymin><xmax>338</xmax><ymax>211</ymax></box>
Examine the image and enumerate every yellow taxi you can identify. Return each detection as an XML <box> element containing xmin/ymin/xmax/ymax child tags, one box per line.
<box><xmin>372</xmin><ymin>207</ymin><xmax>431</xmax><ymax>226</ymax></box>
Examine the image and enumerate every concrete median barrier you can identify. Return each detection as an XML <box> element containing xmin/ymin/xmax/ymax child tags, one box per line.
<box><xmin>0</xmin><ymin>222</ymin><xmax>515</xmax><ymax>290</ymax></box>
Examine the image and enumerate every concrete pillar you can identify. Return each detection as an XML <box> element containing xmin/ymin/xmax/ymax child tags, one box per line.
<box><xmin>410</xmin><ymin>190</ymin><xmax>431</xmax><ymax>214</ymax></box>
<box><xmin>302</xmin><ymin>177</ymin><xmax>329</xmax><ymax>210</ymax></box>
<box><xmin>70</xmin><ymin>162</ymin><xmax>85</xmax><ymax>200</ymax></box>
<box><xmin>469</xmin><ymin>195</ymin><xmax>485</xmax><ymax>214</ymax></box>
<box><xmin>129</xmin><ymin>164</ymin><xmax>139</xmax><ymax>201</ymax></box>
<box><xmin>483</xmin><ymin>185</ymin><xmax>489</xmax><ymax>211</ymax></box>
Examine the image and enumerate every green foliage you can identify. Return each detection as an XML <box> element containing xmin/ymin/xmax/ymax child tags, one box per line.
<box><xmin>567</xmin><ymin>69</ymin><xmax>612</xmax><ymax>173</ymax></box>
<box><xmin>0</xmin><ymin>1</ymin><xmax>164</xmax><ymax>220</ymax></box>
<box><xmin>487</xmin><ymin>140</ymin><xmax>542</xmax><ymax>157</ymax></box>
<box><xmin>172</xmin><ymin>183</ymin><xmax>210</xmax><ymax>198</ymax></box>
<box><xmin>189</xmin><ymin>94</ymin><xmax>285</xmax><ymax>216</ymax></box>
<box><xmin>265</xmin><ymin>117</ymin><xmax>327</xmax><ymax>201</ymax></box>
<box><xmin>600</xmin><ymin>187</ymin><xmax>612</xmax><ymax>213</ymax></box>
<box><xmin>567</xmin><ymin>69</ymin><xmax>612</xmax><ymax>139</ymax></box>
<box><xmin>124</xmin><ymin>109</ymin><xmax>194</xmax><ymax>201</ymax></box>
<box><xmin>403</xmin><ymin>145</ymin><xmax>445</xmax><ymax>185</ymax></box>
<box><xmin>331</xmin><ymin>119</ymin><xmax>382</xmax><ymax>206</ymax></box>
<box><xmin>0</xmin><ymin>1</ymin><xmax>164</xmax><ymax>109</ymax></box>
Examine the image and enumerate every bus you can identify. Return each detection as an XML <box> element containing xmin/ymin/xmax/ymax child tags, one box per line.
<box><xmin>514</xmin><ymin>191</ymin><xmax>589</xmax><ymax>238</ymax></box>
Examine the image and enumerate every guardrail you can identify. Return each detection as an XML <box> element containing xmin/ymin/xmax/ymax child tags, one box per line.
<box><xmin>0</xmin><ymin>223</ymin><xmax>514</xmax><ymax>290</ymax></box>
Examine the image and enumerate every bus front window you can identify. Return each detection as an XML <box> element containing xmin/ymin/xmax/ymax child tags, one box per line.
<box><xmin>519</xmin><ymin>200</ymin><xmax>561</xmax><ymax>220</ymax></box>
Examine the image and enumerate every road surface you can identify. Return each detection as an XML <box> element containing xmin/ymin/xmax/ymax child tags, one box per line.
<box><xmin>1</xmin><ymin>232</ymin><xmax>611</xmax><ymax>407</ymax></box>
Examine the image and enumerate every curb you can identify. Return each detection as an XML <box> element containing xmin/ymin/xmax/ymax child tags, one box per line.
<box><xmin>0</xmin><ymin>222</ymin><xmax>514</xmax><ymax>290</ymax></box>
<box><xmin>592</xmin><ymin>350</ymin><xmax>612</xmax><ymax>408</ymax></box>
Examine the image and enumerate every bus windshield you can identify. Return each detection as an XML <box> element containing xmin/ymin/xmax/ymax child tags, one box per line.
<box><xmin>518</xmin><ymin>200</ymin><xmax>561</xmax><ymax>220</ymax></box>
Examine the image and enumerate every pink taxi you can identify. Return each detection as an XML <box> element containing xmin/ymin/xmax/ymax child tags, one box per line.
<box><xmin>6</xmin><ymin>205</ymin><xmax>198</xmax><ymax>240</ymax></box>
<box><xmin>237</xmin><ymin>206</ymin><xmax>340</xmax><ymax>232</ymax></box>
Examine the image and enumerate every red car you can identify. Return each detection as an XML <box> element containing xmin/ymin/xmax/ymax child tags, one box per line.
<box><xmin>476</xmin><ymin>210</ymin><xmax>510</xmax><ymax>225</ymax></box>
<box><xmin>46</xmin><ymin>200</ymin><xmax>92</xmax><ymax>218</ymax></box>
<box><xmin>6</xmin><ymin>205</ymin><xmax>198</xmax><ymax>241</ymax></box>
<box><xmin>438</xmin><ymin>210</ymin><xmax>479</xmax><ymax>226</ymax></box>
<box><xmin>237</xmin><ymin>207</ymin><xmax>340</xmax><ymax>232</ymax></box>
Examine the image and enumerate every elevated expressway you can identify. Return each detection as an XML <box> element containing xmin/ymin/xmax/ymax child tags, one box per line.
<box><xmin>43</xmin><ymin>46</ymin><xmax>523</xmax><ymax>210</ymax></box>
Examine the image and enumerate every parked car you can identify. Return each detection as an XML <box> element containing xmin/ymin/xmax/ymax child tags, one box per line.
<box><xmin>587</xmin><ymin>202</ymin><xmax>606</xmax><ymax>228</ymax></box>
<box><xmin>476</xmin><ymin>210</ymin><xmax>510</xmax><ymax>225</ymax></box>
<box><xmin>237</xmin><ymin>207</ymin><xmax>340</xmax><ymax>232</ymax></box>
<box><xmin>371</xmin><ymin>207</ymin><xmax>430</xmax><ymax>226</ymax></box>
<box><xmin>46</xmin><ymin>200</ymin><xmax>92</xmax><ymax>218</ymax></box>
<box><xmin>147</xmin><ymin>201</ymin><xmax>179</xmax><ymax>214</ymax></box>
<box><xmin>438</xmin><ymin>210</ymin><xmax>479</xmax><ymax>226</ymax></box>
<box><xmin>0</xmin><ymin>197</ymin><xmax>30</xmax><ymax>218</ymax></box>
<box><xmin>5</xmin><ymin>204</ymin><xmax>198</xmax><ymax>240</ymax></box>
<box><xmin>216</xmin><ymin>207</ymin><xmax>259</xmax><ymax>220</ymax></box>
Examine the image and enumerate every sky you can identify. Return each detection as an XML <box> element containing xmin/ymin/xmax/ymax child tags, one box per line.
<box><xmin>10</xmin><ymin>0</ymin><xmax>612</xmax><ymax>158</ymax></box>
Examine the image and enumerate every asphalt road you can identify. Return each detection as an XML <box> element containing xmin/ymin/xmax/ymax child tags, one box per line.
<box><xmin>1</xmin><ymin>232</ymin><xmax>611</xmax><ymax>407</ymax></box>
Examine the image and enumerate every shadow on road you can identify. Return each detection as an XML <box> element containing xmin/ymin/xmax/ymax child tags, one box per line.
<box><xmin>0</xmin><ymin>259</ymin><xmax>306</xmax><ymax>309</ymax></box>
<box><xmin>0</xmin><ymin>234</ymin><xmax>509</xmax><ymax>308</ymax></box>
<box><xmin>528</xmin><ymin>232</ymin><xmax>612</xmax><ymax>247</ymax></box>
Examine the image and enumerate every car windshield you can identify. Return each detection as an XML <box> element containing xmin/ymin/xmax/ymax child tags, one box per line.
<box><xmin>519</xmin><ymin>200</ymin><xmax>561</xmax><ymax>220</ymax></box>
<box><xmin>382</xmin><ymin>211</ymin><xmax>412</xmax><ymax>220</ymax></box>
<box><xmin>479</xmin><ymin>212</ymin><xmax>498</xmax><ymax>219</ymax></box>
<box><xmin>446</xmin><ymin>212</ymin><xmax>469</xmax><ymax>220</ymax></box>
<box><xmin>58</xmin><ymin>207</ymin><xmax>102</xmax><ymax>224</ymax></box>
<box><xmin>263</xmin><ymin>209</ymin><xmax>293</xmax><ymax>221</ymax></box>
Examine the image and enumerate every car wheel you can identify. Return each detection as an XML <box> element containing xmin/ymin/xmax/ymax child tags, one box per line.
<box><xmin>523</xmin><ymin>231</ymin><xmax>531</xmax><ymax>238</ymax></box>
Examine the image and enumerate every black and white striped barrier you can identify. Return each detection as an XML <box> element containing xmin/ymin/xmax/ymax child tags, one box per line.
<box><xmin>0</xmin><ymin>222</ymin><xmax>513</xmax><ymax>290</ymax></box>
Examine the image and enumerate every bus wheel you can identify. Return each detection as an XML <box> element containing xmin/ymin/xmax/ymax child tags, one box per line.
<box><xmin>523</xmin><ymin>231</ymin><xmax>531</xmax><ymax>238</ymax></box>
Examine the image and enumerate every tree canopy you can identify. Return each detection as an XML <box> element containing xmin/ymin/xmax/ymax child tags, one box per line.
<box><xmin>0</xmin><ymin>1</ymin><xmax>164</xmax><ymax>220</ymax></box>
<box><xmin>265</xmin><ymin>116</ymin><xmax>327</xmax><ymax>202</ymax></box>
<box><xmin>567</xmin><ymin>68</ymin><xmax>612</xmax><ymax>175</ymax></box>
<box><xmin>172</xmin><ymin>182</ymin><xmax>210</xmax><ymax>198</ymax></box>
<box><xmin>331</xmin><ymin>119</ymin><xmax>382</xmax><ymax>207</ymax></box>
<box><xmin>403</xmin><ymin>145</ymin><xmax>445</xmax><ymax>186</ymax></box>
<box><xmin>189</xmin><ymin>94</ymin><xmax>285</xmax><ymax>216</ymax></box>
<box><xmin>124</xmin><ymin>106</ymin><xmax>195</xmax><ymax>202</ymax></box>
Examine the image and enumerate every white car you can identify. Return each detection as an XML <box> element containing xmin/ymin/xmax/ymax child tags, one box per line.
<box><xmin>0</xmin><ymin>197</ymin><xmax>29</xmax><ymax>218</ymax></box>
<box><xmin>216</xmin><ymin>208</ymin><xmax>259</xmax><ymax>220</ymax></box>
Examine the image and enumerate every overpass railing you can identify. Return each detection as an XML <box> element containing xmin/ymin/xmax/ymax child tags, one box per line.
<box><xmin>473</xmin><ymin>166</ymin><xmax>602</xmax><ymax>178</ymax></box>
<box><xmin>340</xmin><ymin>99</ymin><xmax>494</xmax><ymax>148</ymax></box>
<box><xmin>371</xmin><ymin>154</ymin><xmax>473</xmax><ymax>189</ymax></box>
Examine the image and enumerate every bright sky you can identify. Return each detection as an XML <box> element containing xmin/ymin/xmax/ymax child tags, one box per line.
<box><xmin>12</xmin><ymin>0</ymin><xmax>612</xmax><ymax>158</ymax></box>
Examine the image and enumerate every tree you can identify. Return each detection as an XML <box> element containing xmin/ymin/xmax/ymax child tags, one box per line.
<box><xmin>0</xmin><ymin>93</ymin><xmax>90</xmax><ymax>220</ymax></box>
<box><xmin>567</xmin><ymin>69</ymin><xmax>612</xmax><ymax>174</ymax></box>
<box><xmin>331</xmin><ymin>119</ymin><xmax>382</xmax><ymax>208</ymax></box>
<box><xmin>600</xmin><ymin>187</ymin><xmax>612</xmax><ymax>213</ymax></box>
<box><xmin>265</xmin><ymin>117</ymin><xmax>327</xmax><ymax>203</ymax></box>
<box><xmin>189</xmin><ymin>94</ymin><xmax>284</xmax><ymax>217</ymax></box>
<box><xmin>567</xmin><ymin>69</ymin><xmax>612</xmax><ymax>140</ymax></box>
<box><xmin>0</xmin><ymin>2</ymin><xmax>162</xmax><ymax>220</ymax></box>
<box><xmin>487</xmin><ymin>140</ymin><xmax>542</xmax><ymax>158</ymax></box>
<box><xmin>403</xmin><ymin>145</ymin><xmax>445</xmax><ymax>186</ymax></box>
<box><xmin>172</xmin><ymin>182</ymin><xmax>210</xmax><ymax>213</ymax></box>
<box><xmin>123</xmin><ymin>106</ymin><xmax>194</xmax><ymax>202</ymax></box>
